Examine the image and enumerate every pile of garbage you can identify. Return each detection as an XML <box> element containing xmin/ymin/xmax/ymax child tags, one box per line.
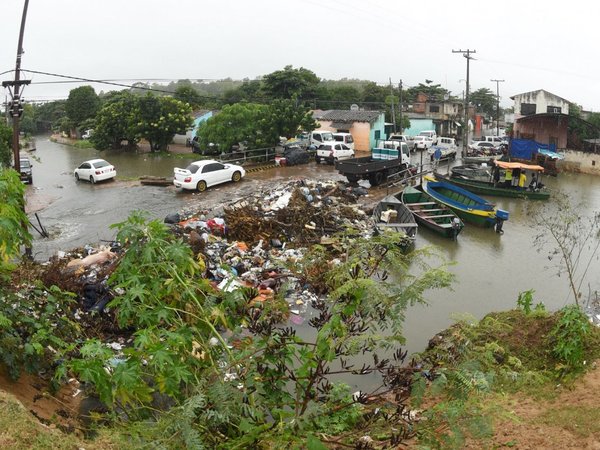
<box><xmin>166</xmin><ymin>179</ymin><xmax>378</xmax><ymax>320</ymax></box>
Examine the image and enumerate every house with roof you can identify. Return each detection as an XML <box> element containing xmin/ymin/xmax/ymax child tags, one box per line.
<box><xmin>313</xmin><ymin>109</ymin><xmax>385</xmax><ymax>151</ymax></box>
<box><xmin>404</xmin><ymin>92</ymin><xmax>464</xmax><ymax>138</ymax></box>
<box><xmin>172</xmin><ymin>110</ymin><xmax>214</xmax><ymax>146</ymax></box>
<box><xmin>510</xmin><ymin>89</ymin><xmax>571</xmax><ymax>148</ymax></box>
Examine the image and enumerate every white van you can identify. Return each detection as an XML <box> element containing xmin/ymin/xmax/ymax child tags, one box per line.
<box><xmin>309</xmin><ymin>130</ymin><xmax>335</xmax><ymax>148</ymax></box>
<box><xmin>332</xmin><ymin>132</ymin><xmax>355</xmax><ymax>151</ymax></box>
<box><xmin>418</xmin><ymin>130</ymin><xmax>438</xmax><ymax>144</ymax></box>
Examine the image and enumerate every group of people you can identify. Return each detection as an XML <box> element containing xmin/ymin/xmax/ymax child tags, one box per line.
<box><xmin>492</xmin><ymin>166</ymin><xmax>543</xmax><ymax>191</ymax></box>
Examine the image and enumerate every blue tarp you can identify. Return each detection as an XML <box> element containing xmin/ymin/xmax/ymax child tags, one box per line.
<box><xmin>510</xmin><ymin>139</ymin><xmax>557</xmax><ymax>160</ymax></box>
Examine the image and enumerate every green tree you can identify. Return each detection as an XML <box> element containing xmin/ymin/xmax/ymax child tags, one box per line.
<box><xmin>92</xmin><ymin>92</ymin><xmax>139</xmax><ymax>150</ymax></box>
<box><xmin>262</xmin><ymin>65</ymin><xmax>320</xmax><ymax>99</ymax></box>
<box><xmin>33</xmin><ymin>100</ymin><xmax>66</xmax><ymax>132</ymax></box>
<box><xmin>405</xmin><ymin>80</ymin><xmax>450</xmax><ymax>102</ymax></box>
<box><xmin>197</xmin><ymin>102</ymin><xmax>272</xmax><ymax>151</ymax></box>
<box><xmin>264</xmin><ymin>98</ymin><xmax>317</xmax><ymax>139</ymax></box>
<box><xmin>19</xmin><ymin>104</ymin><xmax>36</xmax><ymax>135</ymax></box>
<box><xmin>133</xmin><ymin>94</ymin><xmax>193</xmax><ymax>151</ymax></box>
<box><xmin>174</xmin><ymin>85</ymin><xmax>203</xmax><ymax>109</ymax></box>
<box><xmin>222</xmin><ymin>80</ymin><xmax>263</xmax><ymax>105</ymax></box>
<box><xmin>470</xmin><ymin>88</ymin><xmax>498</xmax><ymax>118</ymax></box>
<box><xmin>65</xmin><ymin>86</ymin><xmax>100</xmax><ymax>128</ymax></box>
<box><xmin>0</xmin><ymin>122</ymin><xmax>12</xmax><ymax>168</ymax></box>
<box><xmin>0</xmin><ymin>167</ymin><xmax>31</xmax><ymax>272</ymax></box>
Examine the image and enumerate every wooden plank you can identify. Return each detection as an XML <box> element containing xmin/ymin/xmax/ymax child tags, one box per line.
<box><xmin>422</xmin><ymin>214</ymin><xmax>455</xmax><ymax>219</ymax></box>
<box><xmin>409</xmin><ymin>202</ymin><xmax>436</xmax><ymax>206</ymax></box>
<box><xmin>378</xmin><ymin>222</ymin><xmax>418</xmax><ymax>228</ymax></box>
<box><xmin>412</xmin><ymin>208</ymin><xmax>445</xmax><ymax>212</ymax></box>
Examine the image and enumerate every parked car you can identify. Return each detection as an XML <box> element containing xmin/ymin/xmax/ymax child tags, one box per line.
<box><xmin>412</xmin><ymin>136</ymin><xmax>433</xmax><ymax>151</ymax></box>
<box><xmin>427</xmin><ymin>137</ymin><xmax>457</xmax><ymax>160</ymax></box>
<box><xmin>332</xmin><ymin>132</ymin><xmax>355</xmax><ymax>151</ymax></box>
<box><xmin>315</xmin><ymin>143</ymin><xmax>355</xmax><ymax>164</ymax></box>
<box><xmin>173</xmin><ymin>159</ymin><xmax>245</xmax><ymax>192</ymax></box>
<box><xmin>74</xmin><ymin>159</ymin><xmax>116</xmax><ymax>183</ymax></box>
<box><xmin>17</xmin><ymin>156</ymin><xmax>33</xmax><ymax>184</ymax></box>
<box><xmin>468</xmin><ymin>141</ymin><xmax>498</xmax><ymax>152</ymax></box>
<box><xmin>418</xmin><ymin>130</ymin><xmax>438</xmax><ymax>144</ymax></box>
<box><xmin>82</xmin><ymin>129</ymin><xmax>93</xmax><ymax>140</ymax></box>
<box><xmin>309</xmin><ymin>130</ymin><xmax>336</xmax><ymax>148</ymax></box>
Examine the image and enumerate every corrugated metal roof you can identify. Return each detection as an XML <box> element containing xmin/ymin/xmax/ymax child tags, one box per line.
<box><xmin>318</xmin><ymin>110</ymin><xmax>382</xmax><ymax>123</ymax></box>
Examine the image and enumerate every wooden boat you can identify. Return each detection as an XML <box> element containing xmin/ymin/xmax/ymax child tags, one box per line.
<box><xmin>462</xmin><ymin>153</ymin><xmax>502</xmax><ymax>164</ymax></box>
<box><xmin>451</xmin><ymin>164</ymin><xmax>494</xmax><ymax>182</ymax></box>
<box><xmin>444</xmin><ymin>160</ymin><xmax>550</xmax><ymax>200</ymax></box>
<box><xmin>401</xmin><ymin>185</ymin><xmax>464</xmax><ymax>239</ymax></box>
<box><xmin>424</xmin><ymin>179</ymin><xmax>509</xmax><ymax>228</ymax></box>
<box><xmin>139</xmin><ymin>176</ymin><xmax>173</xmax><ymax>186</ymax></box>
<box><xmin>373</xmin><ymin>194</ymin><xmax>418</xmax><ymax>245</ymax></box>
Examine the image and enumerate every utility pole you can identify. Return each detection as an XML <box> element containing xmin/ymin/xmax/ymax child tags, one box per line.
<box><xmin>2</xmin><ymin>0</ymin><xmax>31</xmax><ymax>174</ymax></box>
<box><xmin>398</xmin><ymin>80</ymin><xmax>403</xmax><ymax>134</ymax></box>
<box><xmin>452</xmin><ymin>49</ymin><xmax>476</xmax><ymax>158</ymax></box>
<box><xmin>491</xmin><ymin>79</ymin><xmax>505</xmax><ymax>137</ymax></box>
<box><xmin>389</xmin><ymin>77</ymin><xmax>396</xmax><ymax>133</ymax></box>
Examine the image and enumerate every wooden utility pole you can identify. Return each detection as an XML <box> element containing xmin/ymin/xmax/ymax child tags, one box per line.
<box><xmin>2</xmin><ymin>0</ymin><xmax>31</xmax><ymax>173</ymax></box>
<box><xmin>452</xmin><ymin>49</ymin><xmax>476</xmax><ymax>158</ymax></box>
<box><xmin>389</xmin><ymin>78</ymin><xmax>396</xmax><ymax>133</ymax></box>
<box><xmin>398</xmin><ymin>80</ymin><xmax>403</xmax><ymax>134</ymax></box>
<box><xmin>491</xmin><ymin>79</ymin><xmax>505</xmax><ymax>137</ymax></box>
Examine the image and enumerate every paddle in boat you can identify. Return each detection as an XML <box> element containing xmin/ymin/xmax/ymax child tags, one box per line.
<box><xmin>401</xmin><ymin>185</ymin><xmax>464</xmax><ymax>239</ymax></box>
<box><xmin>424</xmin><ymin>177</ymin><xmax>509</xmax><ymax>232</ymax></box>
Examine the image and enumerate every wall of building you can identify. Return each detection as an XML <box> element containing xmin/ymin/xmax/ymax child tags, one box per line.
<box><xmin>514</xmin><ymin>116</ymin><xmax>568</xmax><ymax>148</ymax></box>
<box><xmin>369</xmin><ymin>114</ymin><xmax>386</xmax><ymax>150</ymax></box>
<box><xmin>560</xmin><ymin>150</ymin><xmax>600</xmax><ymax>175</ymax></box>
<box><xmin>316</xmin><ymin>120</ymin><xmax>372</xmax><ymax>151</ymax></box>
<box><xmin>513</xmin><ymin>91</ymin><xmax>570</xmax><ymax>116</ymax></box>
<box><xmin>404</xmin><ymin>118</ymin><xmax>434</xmax><ymax>136</ymax></box>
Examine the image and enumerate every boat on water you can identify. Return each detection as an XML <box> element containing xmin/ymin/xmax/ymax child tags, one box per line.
<box><xmin>401</xmin><ymin>185</ymin><xmax>464</xmax><ymax>239</ymax></box>
<box><xmin>462</xmin><ymin>153</ymin><xmax>502</xmax><ymax>164</ymax></box>
<box><xmin>443</xmin><ymin>160</ymin><xmax>550</xmax><ymax>200</ymax></box>
<box><xmin>424</xmin><ymin>178</ymin><xmax>509</xmax><ymax>229</ymax></box>
<box><xmin>451</xmin><ymin>164</ymin><xmax>494</xmax><ymax>182</ymax></box>
<box><xmin>373</xmin><ymin>194</ymin><xmax>418</xmax><ymax>245</ymax></box>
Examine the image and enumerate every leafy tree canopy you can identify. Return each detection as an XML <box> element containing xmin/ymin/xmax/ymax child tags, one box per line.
<box><xmin>0</xmin><ymin>122</ymin><xmax>12</xmax><ymax>167</ymax></box>
<box><xmin>469</xmin><ymin>88</ymin><xmax>498</xmax><ymax>118</ymax></box>
<box><xmin>65</xmin><ymin>86</ymin><xmax>100</xmax><ymax>128</ymax></box>
<box><xmin>133</xmin><ymin>94</ymin><xmax>193</xmax><ymax>151</ymax></box>
<box><xmin>91</xmin><ymin>92</ymin><xmax>139</xmax><ymax>150</ymax></box>
<box><xmin>197</xmin><ymin>103</ymin><xmax>272</xmax><ymax>151</ymax></box>
<box><xmin>174</xmin><ymin>85</ymin><xmax>204</xmax><ymax>109</ymax></box>
<box><xmin>262</xmin><ymin>65</ymin><xmax>320</xmax><ymax>99</ymax></box>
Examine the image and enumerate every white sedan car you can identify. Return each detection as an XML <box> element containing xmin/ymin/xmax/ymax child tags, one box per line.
<box><xmin>173</xmin><ymin>159</ymin><xmax>245</xmax><ymax>192</ymax></box>
<box><xmin>74</xmin><ymin>159</ymin><xmax>116</xmax><ymax>183</ymax></box>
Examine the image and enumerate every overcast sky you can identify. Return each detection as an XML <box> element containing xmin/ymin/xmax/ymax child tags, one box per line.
<box><xmin>2</xmin><ymin>0</ymin><xmax>600</xmax><ymax>110</ymax></box>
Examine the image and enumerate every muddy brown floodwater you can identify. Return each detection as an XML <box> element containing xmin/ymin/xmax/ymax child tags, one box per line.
<box><xmin>22</xmin><ymin>136</ymin><xmax>600</xmax><ymax>393</ymax></box>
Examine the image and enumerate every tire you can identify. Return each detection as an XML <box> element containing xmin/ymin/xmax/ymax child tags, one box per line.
<box><xmin>75</xmin><ymin>173</ymin><xmax>80</xmax><ymax>181</ymax></box>
<box><xmin>90</xmin><ymin>176</ymin><xmax>95</xmax><ymax>184</ymax></box>
<box><xmin>196</xmin><ymin>180</ymin><xmax>207</xmax><ymax>192</ymax></box>
<box><xmin>369</xmin><ymin>171</ymin><xmax>385</xmax><ymax>187</ymax></box>
<box><xmin>315</xmin><ymin>156</ymin><xmax>322</xmax><ymax>164</ymax></box>
<box><xmin>28</xmin><ymin>177</ymin><xmax>32</xmax><ymax>184</ymax></box>
<box><xmin>232</xmin><ymin>171</ymin><xmax>242</xmax><ymax>182</ymax></box>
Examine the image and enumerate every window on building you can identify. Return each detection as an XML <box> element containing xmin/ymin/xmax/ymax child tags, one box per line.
<box><xmin>429</xmin><ymin>105</ymin><xmax>440</xmax><ymax>113</ymax></box>
<box><xmin>374</xmin><ymin>130</ymin><xmax>381</xmax><ymax>140</ymax></box>
<box><xmin>547</xmin><ymin>106</ymin><xmax>562</xmax><ymax>114</ymax></box>
<box><xmin>521</xmin><ymin>103</ymin><xmax>536</xmax><ymax>115</ymax></box>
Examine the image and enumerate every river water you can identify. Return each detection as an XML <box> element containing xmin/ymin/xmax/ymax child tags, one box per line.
<box><xmin>23</xmin><ymin>137</ymin><xmax>600</xmax><ymax>384</ymax></box>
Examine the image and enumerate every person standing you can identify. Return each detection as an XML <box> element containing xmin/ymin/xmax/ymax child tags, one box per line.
<box><xmin>518</xmin><ymin>170</ymin><xmax>527</xmax><ymax>190</ymax></box>
<box><xmin>432</xmin><ymin>147</ymin><xmax>442</xmax><ymax>172</ymax></box>
<box><xmin>504</xmin><ymin>168</ymin><xmax>513</xmax><ymax>188</ymax></box>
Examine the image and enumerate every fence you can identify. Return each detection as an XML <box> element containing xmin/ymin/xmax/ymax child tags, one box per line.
<box><xmin>218</xmin><ymin>147</ymin><xmax>276</xmax><ymax>164</ymax></box>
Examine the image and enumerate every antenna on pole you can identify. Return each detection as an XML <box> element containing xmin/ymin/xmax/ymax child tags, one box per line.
<box><xmin>452</xmin><ymin>49</ymin><xmax>476</xmax><ymax>158</ymax></box>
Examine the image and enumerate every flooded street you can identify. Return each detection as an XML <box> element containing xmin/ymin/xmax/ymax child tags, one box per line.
<box><xmin>24</xmin><ymin>137</ymin><xmax>600</xmax><ymax>369</ymax></box>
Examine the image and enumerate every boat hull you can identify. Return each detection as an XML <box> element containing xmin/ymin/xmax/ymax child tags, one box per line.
<box><xmin>424</xmin><ymin>181</ymin><xmax>500</xmax><ymax>228</ymax></box>
<box><xmin>443</xmin><ymin>174</ymin><xmax>550</xmax><ymax>200</ymax></box>
<box><xmin>373</xmin><ymin>194</ymin><xmax>418</xmax><ymax>245</ymax></box>
<box><xmin>401</xmin><ymin>186</ymin><xmax>464</xmax><ymax>238</ymax></box>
